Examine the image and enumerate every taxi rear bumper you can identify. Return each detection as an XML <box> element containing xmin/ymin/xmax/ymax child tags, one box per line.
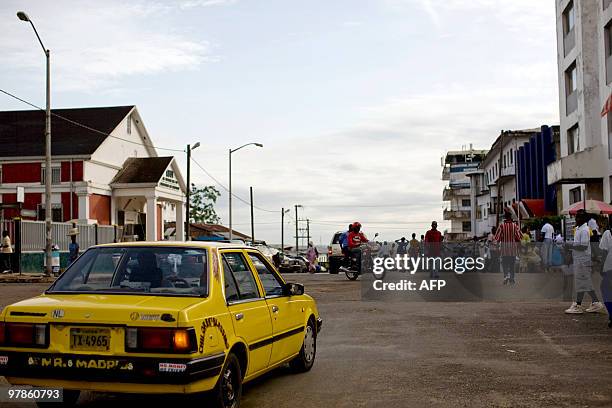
<box><xmin>0</xmin><ymin>351</ymin><xmax>225</xmax><ymax>385</ymax></box>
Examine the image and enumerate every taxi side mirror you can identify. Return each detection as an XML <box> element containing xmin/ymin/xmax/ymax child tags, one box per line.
<box><xmin>284</xmin><ymin>282</ymin><xmax>304</xmax><ymax>296</ymax></box>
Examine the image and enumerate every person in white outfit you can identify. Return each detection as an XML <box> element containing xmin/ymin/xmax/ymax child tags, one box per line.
<box><xmin>541</xmin><ymin>221</ymin><xmax>555</xmax><ymax>271</ymax></box>
<box><xmin>588</xmin><ymin>217</ymin><xmax>599</xmax><ymax>235</ymax></box>
<box><xmin>565</xmin><ymin>210</ymin><xmax>605</xmax><ymax>314</ymax></box>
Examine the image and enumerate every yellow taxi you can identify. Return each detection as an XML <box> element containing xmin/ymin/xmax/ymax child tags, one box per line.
<box><xmin>0</xmin><ymin>242</ymin><xmax>322</xmax><ymax>407</ymax></box>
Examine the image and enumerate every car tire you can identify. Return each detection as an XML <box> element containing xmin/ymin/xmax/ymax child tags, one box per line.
<box><xmin>289</xmin><ymin>319</ymin><xmax>317</xmax><ymax>372</ymax></box>
<box><xmin>211</xmin><ymin>353</ymin><xmax>242</xmax><ymax>408</ymax></box>
<box><xmin>36</xmin><ymin>390</ymin><xmax>80</xmax><ymax>407</ymax></box>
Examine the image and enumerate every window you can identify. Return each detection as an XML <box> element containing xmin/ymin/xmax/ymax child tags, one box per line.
<box><xmin>41</xmin><ymin>166</ymin><xmax>61</xmax><ymax>185</ymax></box>
<box><xmin>127</xmin><ymin>115</ymin><xmax>132</xmax><ymax>134</ymax></box>
<box><xmin>248</xmin><ymin>253</ymin><xmax>284</xmax><ymax>297</ymax></box>
<box><xmin>510</xmin><ymin>149</ymin><xmax>513</xmax><ymax>165</ymax></box>
<box><xmin>37</xmin><ymin>204</ymin><xmax>63</xmax><ymax>222</ymax></box>
<box><xmin>223</xmin><ymin>259</ymin><xmax>240</xmax><ymax>302</ymax></box>
<box><xmin>503</xmin><ymin>155</ymin><xmax>507</xmax><ymax>168</ymax></box>
<box><xmin>567</xmin><ymin>124</ymin><xmax>580</xmax><ymax>154</ymax></box>
<box><xmin>569</xmin><ymin>187</ymin><xmax>582</xmax><ymax>204</ymax></box>
<box><xmin>566</xmin><ymin>62</ymin><xmax>577</xmax><ymax>95</ymax></box>
<box><xmin>222</xmin><ymin>252</ymin><xmax>259</xmax><ymax>300</ymax></box>
<box><xmin>462</xmin><ymin>221</ymin><xmax>471</xmax><ymax>232</ymax></box>
<box><xmin>563</xmin><ymin>2</ymin><xmax>575</xmax><ymax>34</ymax></box>
<box><xmin>50</xmin><ymin>247</ymin><xmax>208</xmax><ymax>296</ymax></box>
<box><xmin>461</xmin><ymin>199</ymin><xmax>471</xmax><ymax>207</ymax></box>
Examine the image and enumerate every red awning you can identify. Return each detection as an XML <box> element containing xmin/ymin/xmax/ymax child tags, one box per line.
<box><xmin>519</xmin><ymin>199</ymin><xmax>550</xmax><ymax>218</ymax></box>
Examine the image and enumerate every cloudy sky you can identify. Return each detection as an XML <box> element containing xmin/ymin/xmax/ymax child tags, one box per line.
<box><xmin>0</xmin><ymin>0</ymin><xmax>559</xmax><ymax>244</ymax></box>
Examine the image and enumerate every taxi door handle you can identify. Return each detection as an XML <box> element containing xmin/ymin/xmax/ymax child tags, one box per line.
<box><xmin>271</xmin><ymin>305</ymin><xmax>279</xmax><ymax>313</ymax></box>
<box><xmin>235</xmin><ymin>313</ymin><xmax>244</xmax><ymax>321</ymax></box>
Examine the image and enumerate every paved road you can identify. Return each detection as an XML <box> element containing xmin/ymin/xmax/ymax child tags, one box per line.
<box><xmin>1</xmin><ymin>274</ymin><xmax>611</xmax><ymax>407</ymax></box>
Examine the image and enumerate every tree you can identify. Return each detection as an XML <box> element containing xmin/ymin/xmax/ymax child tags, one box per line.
<box><xmin>189</xmin><ymin>185</ymin><xmax>221</xmax><ymax>224</ymax></box>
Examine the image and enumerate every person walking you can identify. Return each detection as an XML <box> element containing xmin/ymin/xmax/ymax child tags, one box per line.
<box><xmin>541</xmin><ymin>220</ymin><xmax>555</xmax><ymax>271</ymax></box>
<box><xmin>494</xmin><ymin>211</ymin><xmax>522</xmax><ymax>285</ymax></box>
<box><xmin>1</xmin><ymin>230</ymin><xmax>13</xmax><ymax>274</ymax></box>
<box><xmin>565</xmin><ymin>210</ymin><xmax>605</xmax><ymax>314</ymax></box>
<box><xmin>67</xmin><ymin>228</ymin><xmax>80</xmax><ymax>265</ymax></box>
<box><xmin>409</xmin><ymin>233</ymin><xmax>420</xmax><ymax>258</ymax></box>
<box><xmin>424</xmin><ymin>221</ymin><xmax>443</xmax><ymax>278</ymax></box>
<box><xmin>598</xmin><ymin>226</ymin><xmax>612</xmax><ymax>326</ymax></box>
<box><xmin>395</xmin><ymin>237</ymin><xmax>409</xmax><ymax>256</ymax></box>
<box><xmin>306</xmin><ymin>241</ymin><xmax>319</xmax><ymax>274</ymax></box>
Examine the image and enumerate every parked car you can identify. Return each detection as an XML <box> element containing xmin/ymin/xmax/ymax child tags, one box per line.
<box><xmin>252</xmin><ymin>243</ymin><xmax>280</xmax><ymax>263</ymax></box>
<box><xmin>278</xmin><ymin>253</ymin><xmax>309</xmax><ymax>274</ymax></box>
<box><xmin>0</xmin><ymin>242</ymin><xmax>322</xmax><ymax>408</ymax></box>
<box><xmin>327</xmin><ymin>231</ymin><xmax>345</xmax><ymax>274</ymax></box>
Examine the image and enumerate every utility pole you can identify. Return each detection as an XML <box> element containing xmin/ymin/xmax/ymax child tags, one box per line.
<box><xmin>250</xmin><ymin>186</ymin><xmax>254</xmax><ymax>242</ymax></box>
<box><xmin>185</xmin><ymin>142</ymin><xmax>199</xmax><ymax>241</ymax></box>
<box><xmin>281</xmin><ymin>208</ymin><xmax>289</xmax><ymax>253</ymax></box>
<box><xmin>17</xmin><ymin>12</ymin><xmax>52</xmax><ymax>275</ymax></box>
<box><xmin>295</xmin><ymin>205</ymin><xmax>299</xmax><ymax>254</ymax></box>
<box><xmin>306</xmin><ymin>218</ymin><xmax>310</xmax><ymax>244</ymax></box>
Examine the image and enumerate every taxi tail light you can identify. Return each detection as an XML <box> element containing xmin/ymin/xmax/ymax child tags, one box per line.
<box><xmin>125</xmin><ymin>327</ymin><xmax>196</xmax><ymax>353</ymax></box>
<box><xmin>5</xmin><ymin>323</ymin><xmax>48</xmax><ymax>347</ymax></box>
<box><xmin>327</xmin><ymin>246</ymin><xmax>332</xmax><ymax>256</ymax></box>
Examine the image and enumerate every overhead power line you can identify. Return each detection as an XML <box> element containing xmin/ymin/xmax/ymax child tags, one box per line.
<box><xmin>190</xmin><ymin>156</ymin><xmax>279</xmax><ymax>213</ymax></box>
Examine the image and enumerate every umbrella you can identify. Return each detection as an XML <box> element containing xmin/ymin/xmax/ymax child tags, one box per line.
<box><xmin>561</xmin><ymin>199</ymin><xmax>612</xmax><ymax>215</ymax></box>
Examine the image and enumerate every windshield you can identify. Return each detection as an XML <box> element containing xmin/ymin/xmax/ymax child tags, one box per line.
<box><xmin>48</xmin><ymin>246</ymin><xmax>209</xmax><ymax>297</ymax></box>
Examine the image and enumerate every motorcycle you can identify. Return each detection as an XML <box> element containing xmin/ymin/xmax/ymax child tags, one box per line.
<box><xmin>339</xmin><ymin>233</ymin><xmax>380</xmax><ymax>281</ymax></box>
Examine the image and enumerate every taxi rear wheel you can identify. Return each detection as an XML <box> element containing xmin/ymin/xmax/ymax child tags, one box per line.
<box><xmin>289</xmin><ymin>319</ymin><xmax>317</xmax><ymax>372</ymax></box>
<box><xmin>211</xmin><ymin>353</ymin><xmax>242</xmax><ymax>408</ymax></box>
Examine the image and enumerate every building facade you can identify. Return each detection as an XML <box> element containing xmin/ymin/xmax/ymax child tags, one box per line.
<box><xmin>0</xmin><ymin>106</ymin><xmax>186</xmax><ymax>241</ymax></box>
<box><xmin>549</xmin><ymin>0</ymin><xmax>612</xmax><ymax>209</ymax></box>
<box><xmin>468</xmin><ymin>127</ymin><xmax>559</xmax><ymax>238</ymax></box>
<box><xmin>442</xmin><ymin>147</ymin><xmax>487</xmax><ymax>241</ymax></box>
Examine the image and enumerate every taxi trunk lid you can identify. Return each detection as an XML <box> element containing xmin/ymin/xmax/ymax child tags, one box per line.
<box><xmin>3</xmin><ymin>294</ymin><xmax>204</xmax><ymax>326</ymax></box>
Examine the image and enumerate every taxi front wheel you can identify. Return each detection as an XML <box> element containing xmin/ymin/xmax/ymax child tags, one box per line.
<box><xmin>211</xmin><ymin>353</ymin><xmax>242</xmax><ymax>408</ymax></box>
<box><xmin>289</xmin><ymin>319</ymin><xmax>317</xmax><ymax>372</ymax></box>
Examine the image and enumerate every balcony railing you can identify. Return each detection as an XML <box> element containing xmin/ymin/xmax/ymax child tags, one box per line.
<box><xmin>443</xmin><ymin>209</ymin><xmax>471</xmax><ymax>220</ymax></box>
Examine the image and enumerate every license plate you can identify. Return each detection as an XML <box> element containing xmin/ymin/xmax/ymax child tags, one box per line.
<box><xmin>70</xmin><ymin>328</ymin><xmax>110</xmax><ymax>351</ymax></box>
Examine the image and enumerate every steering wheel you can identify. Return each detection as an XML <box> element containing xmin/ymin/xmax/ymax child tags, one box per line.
<box><xmin>168</xmin><ymin>276</ymin><xmax>191</xmax><ymax>288</ymax></box>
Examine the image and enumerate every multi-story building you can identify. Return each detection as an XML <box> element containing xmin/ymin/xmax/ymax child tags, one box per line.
<box><xmin>548</xmin><ymin>0</ymin><xmax>612</xmax><ymax>209</ymax></box>
<box><xmin>441</xmin><ymin>147</ymin><xmax>487</xmax><ymax>241</ymax></box>
<box><xmin>468</xmin><ymin>126</ymin><xmax>558</xmax><ymax>238</ymax></box>
<box><xmin>0</xmin><ymin>106</ymin><xmax>186</xmax><ymax>241</ymax></box>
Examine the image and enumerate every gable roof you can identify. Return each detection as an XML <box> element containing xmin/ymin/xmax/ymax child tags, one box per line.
<box><xmin>110</xmin><ymin>157</ymin><xmax>174</xmax><ymax>184</ymax></box>
<box><xmin>0</xmin><ymin>106</ymin><xmax>134</xmax><ymax>157</ymax></box>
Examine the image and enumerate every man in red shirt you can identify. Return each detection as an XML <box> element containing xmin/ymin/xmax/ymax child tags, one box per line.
<box><xmin>424</xmin><ymin>221</ymin><xmax>443</xmax><ymax>278</ymax></box>
<box><xmin>494</xmin><ymin>210</ymin><xmax>522</xmax><ymax>285</ymax></box>
<box><xmin>348</xmin><ymin>222</ymin><xmax>368</xmax><ymax>273</ymax></box>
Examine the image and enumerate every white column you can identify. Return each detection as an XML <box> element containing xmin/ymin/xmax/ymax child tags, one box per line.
<box><xmin>77</xmin><ymin>192</ymin><xmax>89</xmax><ymax>222</ymax></box>
<box><xmin>175</xmin><ymin>200</ymin><xmax>185</xmax><ymax>242</ymax></box>
<box><xmin>110</xmin><ymin>196</ymin><xmax>117</xmax><ymax>225</ymax></box>
<box><xmin>146</xmin><ymin>195</ymin><xmax>157</xmax><ymax>241</ymax></box>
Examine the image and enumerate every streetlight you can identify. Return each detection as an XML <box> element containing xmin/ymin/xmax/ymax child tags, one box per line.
<box><xmin>228</xmin><ymin>142</ymin><xmax>263</xmax><ymax>241</ymax></box>
<box><xmin>281</xmin><ymin>208</ymin><xmax>290</xmax><ymax>253</ymax></box>
<box><xmin>17</xmin><ymin>11</ymin><xmax>52</xmax><ymax>275</ymax></box>
<box><xmin>185</xmin><ymin>142</ymin><xmax>200</xmax><ymax>241</ymax></box>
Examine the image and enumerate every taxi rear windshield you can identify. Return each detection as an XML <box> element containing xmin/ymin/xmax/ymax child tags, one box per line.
<box><xmin>48</xmin><ymin>247</ymin><xmax>208</xmax><ymax>297</ymax></box>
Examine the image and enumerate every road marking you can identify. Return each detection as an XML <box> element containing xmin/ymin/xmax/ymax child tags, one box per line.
<box><xmin>536</xmin><ymin>329</ymin><xmax>570</xmax><ymax>357</ymax></box>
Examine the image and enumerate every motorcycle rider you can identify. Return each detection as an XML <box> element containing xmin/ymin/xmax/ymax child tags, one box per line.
<box><xmin>339</xmin><ymin>224</ymin><xmax>352</xmax><ymax>257</ymax></box>
<box><xmin>348</xmin><ymin>222</ymin><xmax>369</xmax><ymax>272</ymax></box>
